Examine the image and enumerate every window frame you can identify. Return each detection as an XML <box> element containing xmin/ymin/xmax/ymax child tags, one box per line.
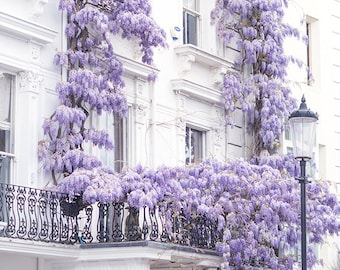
<box><xmin>305</xmin><ymin>16</ymin><xmax>318</xmax><ymax>86</ymax></box>
<box><xmin>113</xmin><ymin>112</ymin><xmax>128</xmax><ymax>172</ymax></box>
<box><xmin>91</xmin><ymin>110</ymin><xmax>129</xmax><ymax>173</ymax></box>
<box><xmin>183</xmin><ymin>0</ymin><xmax>200</xmax><ymax>46</ymax></box>
<box><xmin>306</xmin><ymin>21</ymin><xmax>312</xmax><ymax>85</ymax></box>
<box><xmin>0</xmin><ymin>73</ymin><xmax>15</xmax><ymax>183</ymax></box>
<box><xmin>185</xmin><ymin>125</ymin><xmax>205</xmax><ymax>165</ymax></box>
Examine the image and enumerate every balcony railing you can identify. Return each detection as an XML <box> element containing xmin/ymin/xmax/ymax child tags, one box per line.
<box><xmin>0</xmin><ymin>183</ymin><xmax>220</xmax><ymax>249</ymax></box>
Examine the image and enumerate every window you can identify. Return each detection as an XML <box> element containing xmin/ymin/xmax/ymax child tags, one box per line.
<box><xmin>306</xmin><ymin>22</ymin><xmax>311</xmax><ymax>70</ymax></box>
<box><xmin>183</xmin><ymin>0</ymin><xmax>199</xmax><ymax>45</ymax></box>
<box><xmin>113</xmin><ymin>113</ymin><xmax>127</xmax><ymax>172</ymax></box>
<box><xmin>306</xmin><ymin>22</ymin><xmax>312</xmax><ymax>84</ymax></box>
<box><xmin>0</xmin><ymin>73</ymin><xmax>14</xmax><ymax>183</ymax></box>
<box><xmin>185</xmin><ymin>126</ymin><xmax>204</xmax><ymax>164</ymax></box>
<box><xmin>305</xmin><ymin>16</ymin><xmax>318</xmax><ymax>85</ymax></box>
<box><xmin>95</xmin><ymin>112</ymin><xmax>128</xmax><ymax>173</ymax></box>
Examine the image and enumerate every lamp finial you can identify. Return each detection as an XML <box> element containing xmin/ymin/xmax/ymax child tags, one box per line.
<box><xmin>299</xmin><ymin>95</ymin><xmax>307</xmax><ymax>110</ymax></box>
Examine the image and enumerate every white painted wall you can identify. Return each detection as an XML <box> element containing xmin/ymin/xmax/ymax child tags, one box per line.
<box><xmin>285</xmin><ymin>1</ymin><xmax>340</xmax><ymax>269</ymax></box>
<box><xmin>0</xmin><ymin>0</ymin><xmax>62</xmax><ymax>189</ymax></box>
<box><xmin>0</xmin><ymin>0</ymin><xmax>339</xmax><ymax>269</ymax></box>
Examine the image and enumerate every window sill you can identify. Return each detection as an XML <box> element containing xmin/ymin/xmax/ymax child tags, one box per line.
<box><xmin>174</xmin><ymin>44</ymin><xmax>233</xmax><ymax>73</ymax></box>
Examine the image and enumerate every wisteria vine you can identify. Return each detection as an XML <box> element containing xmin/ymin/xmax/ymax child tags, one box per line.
<box><xmin>37</xmin><ymin>1</ymin><xmax>340</xmax><ymax>269</ymax></box>
<box><xmin>57</xmin><ymin>157</ymin><xmax>340</xmax><ymax>269</ymax></box>
<box><xmin>212</xmin><ymin>0</ymin><xmax>300</xmax><ymax>156</ymax></box>
<box><xmin>38</xmin><ymin>0</ymin><xmax>166</xmax><ymax>183</ymax></box>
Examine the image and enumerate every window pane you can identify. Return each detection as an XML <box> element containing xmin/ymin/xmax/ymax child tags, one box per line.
<box><xmin>285</xmin><ymin>130</ymin><xmax>290</xmax><ymax>140</ymax></box>
<box><xmin>306</xmin><ymin>22</ymin><xmax>312</xmax><ymax>85</ymax></box>
<box><xmin>96</xmin><ymin>112</ymin><xmax>127</xmax><ymax>172</ymax></box>
<box><xmin>114</xmin><ymin>114</ymin><xmax>126</xmax><ymax>172</ymax></box>
<box><xmin>187</xmin><ymin>13</ymin><xmax>197</xmax><ymax>45</ymax></box>
<box><xmin>191</xmin><ymin>129</ymin><xmax>202</xmax><ymax>162</ymax></box>
<box><xmin>287</xmin><ymin>146</ymin><xmax>293</xmax><ymax>154</ymax></box>
<box><xmin>183</xmin><ymin>0</ymin><xmax>197</xmax><ymax>10</ymax></box>
<box><xmin>185</xmin><ymin>127</ymin><xmax>203</xmax><ymax>164</ymax></box>
<box><xmin>306</xmin><ymin>23</ymin><xmax>310</xmax><ymax>69</ymax></box>
<box><xmin>0</xmin><ymin>130</ymin><xmax>10</xmax><ymax>152</ymax></box>
<box><xmin>0</xmin><ymin>74</ymin><xmax>12</xmax><ymax>122</ymax></box>
<box><xmin>183</xmin><ymin>12</ymin><xmax>197</xmax><ymax>45</ymax></box>
<box><xmin>0</xmin><ymin>156</ymin><xmax>10</xmax><ymax>183</ymax></box>
<box><xmin>96</xmin><ymin>112</ymin><xmax>114</xmax><ymax>167</ymax></box>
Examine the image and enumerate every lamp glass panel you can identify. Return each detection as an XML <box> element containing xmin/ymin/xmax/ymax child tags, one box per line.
<box><xmin>289</xmin><ymin>117</ymin><xmax>317</xmax><ymax>159</ymax></box>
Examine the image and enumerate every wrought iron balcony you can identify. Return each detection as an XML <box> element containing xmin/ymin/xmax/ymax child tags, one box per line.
<box><xmin>0</xmin><ymin>183</ymin><xmax>220</xmax><ymax>250</ymax></box>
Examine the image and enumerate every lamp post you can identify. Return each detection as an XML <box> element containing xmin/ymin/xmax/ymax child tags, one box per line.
<box><xmin>288</xmin><ymin>95</ymin><xmax>318</xmax><ymax>270</ymax></box>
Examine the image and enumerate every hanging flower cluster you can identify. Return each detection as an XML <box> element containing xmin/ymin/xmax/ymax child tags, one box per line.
<box><xmin>57</xmin><ymin>158</ymin><xmax>340</xmax><ymax>269</ymax></box>
<box><xmin>212</xmin><ymin>0</ymin><xmax>300</xmax><ymax>156</ymax></box>
<box><xmin>38</xmin><ymin>0</ymin><xmax>167</xmax><ymax>183</ymax></box>
<box><xmin>37</xmin><ymin>1</ymin><xmax>339</xmax><ymax>269</ymax></box>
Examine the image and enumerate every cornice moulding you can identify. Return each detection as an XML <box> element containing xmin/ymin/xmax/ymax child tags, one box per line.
<box><xmin>174</xmin><ymin>44</ymin><xmax>233</xmax><ymax>69</ymax></box>
<box><xmin>171</xmin><ymin>79</ymin><xmax>222</xmax><ymax>106</ymax></box>
<box><xmin>0</xmin><ymin>11</ymin><xmax>57</xmax><ymax>45</ymax></box>
<box><xmin>0</xmin><ymin>53</ymin><xmax>30</xmax><ymax>72</ymax></box>
<box><xmin>119</xmin><ymin>54</ymin><xmax>159</xmax><ymax>80</ymax></box>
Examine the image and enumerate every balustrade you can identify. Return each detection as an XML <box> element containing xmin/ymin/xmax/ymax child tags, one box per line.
<box><xmin>0</xmin><ymin>183</ymin><xmax>220</xmax><ymax>250</ymax></box>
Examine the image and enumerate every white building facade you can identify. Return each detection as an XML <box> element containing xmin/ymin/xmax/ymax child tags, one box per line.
<box><xmin>0</xmin><ymin>0</ymin><xmax>339</xmax><ymax>269</ymax></box>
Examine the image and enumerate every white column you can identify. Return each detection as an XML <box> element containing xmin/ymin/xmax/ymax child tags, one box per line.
<box><xmin>133</xmin><ymin>104</ymin><xmax>148</xmax><ymax>166</ymax></box>
<box><xmin>176</xmin><ymin>117</ymin><xmax>186</xmax><ymax>165</ymax></box>
<box><xmin>15</xmin><ymin>70</ymin><xmax>42</xmax><ymax>186</ymax></box>
<box><xmin>211</xmin><ymin>106</ymin><xmax>226</xmax><ymax>160</ymax></box>
<box><xmin>132</xmin><ymin>78</ymin><xmax>149</xmax><ymax>167</ymax></box>
<box><xmin>174</xmin><ymin>93</ymin><xmax>187</xmax><ymax>166</ymax></box>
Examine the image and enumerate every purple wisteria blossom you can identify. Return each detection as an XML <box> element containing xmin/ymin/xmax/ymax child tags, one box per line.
<box><xmin>212</xmin><ymin>0</ymin><xmax>300</xmax><ymax>156</ymax></box>
<box><xmin>56</xmin><ymin>158</ymin><xmax>340</xmax><ymax>269</ymax></box>
<box><xmin>39</xmin><ymin>0</ymin><xmax>166</xmax><ymax>183</ymax></box>
<box><xmin>38</xmin><ymin>1</ymin><xmax>339</xmax><ymax>270</ymax></box>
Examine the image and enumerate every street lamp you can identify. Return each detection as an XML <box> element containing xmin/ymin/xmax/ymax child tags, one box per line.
<box><xmin>288</xmin><ymin>95</ymin><xmax>318</xmax><ymax>270</ymax></box>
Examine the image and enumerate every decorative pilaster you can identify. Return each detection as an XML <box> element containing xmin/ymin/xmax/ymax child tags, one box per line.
<box><xmin>32</xmin><ymin>0</ymin><xmax>48</xmax><ymax>17</ymax></box>
<box><xmin>135</xmin><ymin>104</ymin><xmax>147</xmax><ymax>124</ymax></box>
<box><xmin>132</xmin><ymin>39</ymin><xmax>143</xmax><ymax>61</ymax></box>
<box><xmin>214</xmin><ymin>106</ymin><xmax>225</xmax><ymax>127</ymax></box>
<box><xmin>179</xmin><ymin>54</ymin><xmax>195</xmax><ymax>73</ymax></box>
<box><xmin>211</xmin><ymin>66</ymin><xmax>227</xmax><ymax>85</ymax></box>
<box><xmin>176</xmin><ymin>117</ymin><xmax>186</xmax><ymax>164</ymax></box>
<box><xmin>18</xmin><ymin>70</ymin><xmax>43</xmax><ymax>95</ymax></box>
<box><xmin>173</xmin><ymin>90</ymin><xmax>187</xmax><ymax>112</ymax></box>
<box><xmin>16</xmin><ymin>70</ymin><xmax>42</xmax><ymax>186</ymax></box>
<box><xmin>176</xmin><ymin>117</ymin><xmax>186</xmax><ymax>134</ymax></box>
<box><xmin>131</xmin><ymin>103</ymin><xmax>148</xmax><ymax>165</ymax></box>
<box><xmin>30</xmin><ymin>43</ymin><xmax>41</xmax><ymax>62</ymax></box>
<box><xmin>213</xmin><ymin>128</ymin><xmax>223</xmax><ymax>146</ymax></box>
<box><xmin>137</xmin><ymin>82</ymin><xmax>144</xmax><ymax>96</ymax></box>
<box><xmin>135</xmin><ymin>79</ymin><xmax>148</xmax><ymax>100</ymax></box>
<box><xmin>212</xmin><ymin>106</ymin><xmax>226</xmax><ymax>160</ymax></box>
